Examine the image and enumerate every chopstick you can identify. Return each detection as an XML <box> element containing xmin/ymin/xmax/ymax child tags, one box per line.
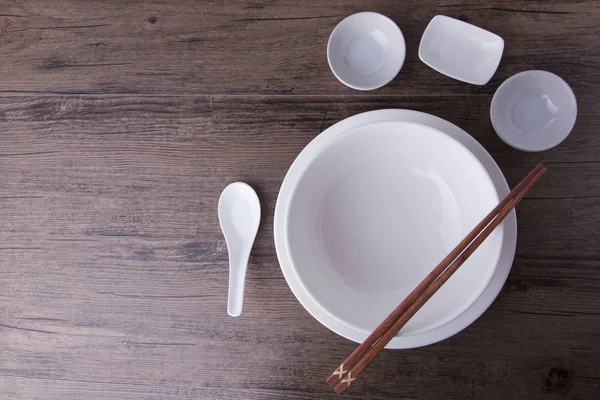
<box><xmin>328</xmin><ymin>163</ymin><xmax>546</xmax><ymax>394</ymax></box>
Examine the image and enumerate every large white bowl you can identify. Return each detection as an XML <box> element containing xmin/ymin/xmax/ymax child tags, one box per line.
<box><xmin>281</xmin><ymin>120</ymin><xmax>503</xmax><ymax>336</ymax></box>
<box><xmin>275</xmin><ymin>110</ymin><xmax>517</xmax><ymax>348</ymax></box>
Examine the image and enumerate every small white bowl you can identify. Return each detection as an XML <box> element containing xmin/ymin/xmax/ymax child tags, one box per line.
<box><xmin>327</xmin><ymin>12</ymin><xmax>406</xmax><ymax>90</ymax></box>
<box><xmin>491</xmin><ymin>70</ymin><xmax>577</xmax><ymax>152</ymax></box>
<box><xmin>419</xmin><ymin>15</ymin><xmax>504</xmax><ymax>85</ymax></box>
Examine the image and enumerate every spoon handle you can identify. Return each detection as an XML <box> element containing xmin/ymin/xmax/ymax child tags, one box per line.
<box><xmin>227</xmin><ymin>249</ymin><xmax>250</xmax><ymax>317</ymax></box>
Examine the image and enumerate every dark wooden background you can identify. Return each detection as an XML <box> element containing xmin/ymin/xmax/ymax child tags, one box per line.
<box><xmin>0</xmin><ymin>1</ymin><xmax>599</xmax><ymax>399</ymax></box>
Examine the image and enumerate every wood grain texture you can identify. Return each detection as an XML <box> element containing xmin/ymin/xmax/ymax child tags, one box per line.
<box><xmin>0</xmin><ymin>0</ymin><xmax>598</xmax><ymax>95</ymax></box>
<box><xmin>1</xmin><ymin>95</ymin><xmax>599</xmax><ymax>399</ymax></box>
<box><xmin>1</xmin><ymin>0</ymin><xmax>599</xmax><ymax>399</ymax></box>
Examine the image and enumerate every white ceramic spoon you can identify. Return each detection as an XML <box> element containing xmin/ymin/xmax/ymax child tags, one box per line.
<box><xmin>218</xmin><ymin>182</ymin><xmax>261</xmax><ymax>317</ymax></box>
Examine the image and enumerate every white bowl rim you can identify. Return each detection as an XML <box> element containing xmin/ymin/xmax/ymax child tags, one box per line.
<box><xmin>490</xmin><ymin>70</ymin><xmax>578</xmax><ymax>152</ymax></box>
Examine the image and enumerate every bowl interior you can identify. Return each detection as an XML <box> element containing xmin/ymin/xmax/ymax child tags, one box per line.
<box><xmin>328</xmin><ymin>12</ymin><xmax>405</xmax><ymax>90</ymax></box>
<box><xmin>491</xmin><ymin>70</ymin><xmax>577</xmax><ymax>151</ymax></box>
<box><xmin>285</xmin><ymin>121</ymin><xmax>502</xmax><ymax>335</ymax></box>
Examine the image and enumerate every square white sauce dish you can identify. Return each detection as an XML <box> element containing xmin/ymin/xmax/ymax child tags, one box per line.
<box><xmin>419</xmin><ymin>15</ymin><xmax>504</xmax><ymax>85</ymax></box>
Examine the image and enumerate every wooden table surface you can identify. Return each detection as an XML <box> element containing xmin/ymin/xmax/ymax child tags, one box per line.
<box><xmin>1</xmin><ymin>1</ymin><xmax>599</xmax><ymax>399</ymax></box>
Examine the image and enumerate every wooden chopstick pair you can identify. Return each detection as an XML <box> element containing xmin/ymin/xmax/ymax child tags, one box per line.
<box><xmin>327</xmin><ymin>163</ymin><xmax>547</xmax><ymax>395</ymax></box>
